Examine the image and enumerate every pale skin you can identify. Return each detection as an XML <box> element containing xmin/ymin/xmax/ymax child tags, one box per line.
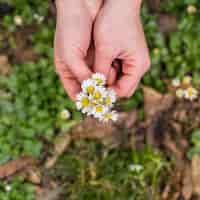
<box><xmin>54</xmin><ymin>0</ymin><xmax>150</xmax><ymax>100</ymax></box>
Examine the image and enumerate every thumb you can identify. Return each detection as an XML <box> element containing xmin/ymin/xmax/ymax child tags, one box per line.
<box><xmin>66</xmin><ymin>55</ymin><xmax>92</xmax><ymax>83</ymax></box>
<box><xmin>94</xmin><ymin>48</ymin><xmax>113</xmax><ymax>79</ymax></box>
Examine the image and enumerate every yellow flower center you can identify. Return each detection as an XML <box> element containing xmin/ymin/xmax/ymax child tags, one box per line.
<box><xmin>104</xmin><ymin>113</ymin><xmax>112</xmax><ymax>119</ymax></box>
<box><xmin>93</xmin><ymin>91</ymin><xmax>102</xmax><ymax>99</ymax></box>
<box><xmin>187</xmin><ymin>88</ymin><xmax>194</xmax><ymax>96</ymax></box>
<box><xmin>95</xmin><ymin>78</ymin><xmax>103</xmax><ymax>85</ymax></box>
<box><xmin>86</xmin><ymin>86</ymin><xmax>95</xmax><ymax>94</ymax></box>
<box><xmin>183</xmin><ymin>76</ymin><xmax>191</xmax><ymax>85</ymax></box>
<box><xmin>96</xmin><ymin>106</ymin><xmax>103</xmax><ymax>113</ymax></box>
<box><xmin>105</xmin><ymin>97</ymin><xmax>111</xmax><ymax>105</ymax></box>
<box><xmin>81</xmin><ymin>97</ymin><xmax>89</xmax><ymax>107</ymax></box>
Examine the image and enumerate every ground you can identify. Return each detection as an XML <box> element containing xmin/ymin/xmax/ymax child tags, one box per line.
<box><xmin>0</xmin><ymin>0</ymin><xmax>200</xmax><ymax>200</ymax></box>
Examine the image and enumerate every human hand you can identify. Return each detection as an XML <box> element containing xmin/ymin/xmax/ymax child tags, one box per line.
<box><xmin>93</xmin><ymin>0</ymin><xmax>150</xmax><ymax>97</ymax></box>
<box><xmin>54</xmin><ymin>0</ymin><xmax>103</xmax><ymax>100</ymax></box>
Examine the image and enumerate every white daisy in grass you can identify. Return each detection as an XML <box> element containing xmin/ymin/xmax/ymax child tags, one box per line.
<box><xmin>184</xmin><ymin>87</ymin><xmax>198</xmax><ymax>101</ymax></box>
<box><xmin>187</xmin><ymin>5</ymin><xmax>197</xmax><ymax>14</ymax></box>
<box><xmin>100</xmin><ymin>111</ymin><xmax>118</xmax><ymax>122</ymax></box>
<box><xmin>182</xmin><ymin>75</ymin><xmax>192</xmax><ymax>85</ymax></box>
<box><xmin>104</xmin><ymin>89</ymin><xmax>117</xmax><ymax>107</ymax></box>
<box><xmin>129</xmin><ymin>164</ymin><xmax>144</xmax><ymax>172</ymax></box>
<box><xmin>14</xmin><ymin>15</ymin><xmax>23</xmax><ymax>26</ymax></box>
<box><xmin>92</xmin><ymin>73</ymin><xmax>106</xmax><ymax>86</ymax></box>
<box><xmin>172</xmin><ymin>78</ymin><xmax>180</xmax><ymax>87</ymax></box>
<box><xmin>176</xmin><ymin>88</ymin><xmax>184</xmax><ymax>98</ymax></box>
<box><xmin>60</xmin><ymin>109</ymin><xmax>71</xmax><ymax>120</ymax></box>
<box><xmin>82</xmin><ymin>79</ymin><xmax>97</xmax><ymax>95</ymax></box>
<box><xmin>5</xmin><ymin>185</ymin><xmax>12</xmax><ymax>192</ymax></box>
<box><xmin>92</xmin><ymin>105</ymin><xmax>109</xmax><ymax>119</ymax></box>
<box><xmin>76</xmin><ymin>92</ymin><xmax>91</xmax><ymax>113</ymax></box>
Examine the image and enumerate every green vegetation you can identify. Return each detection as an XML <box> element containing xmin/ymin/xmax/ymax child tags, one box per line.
<box><xmin>0</xmin><ymin>178</ymin><xmax>35</xmax><ymax>200</ymax></box>
<box><xmin>49</xmin><ymin>142</ymin><xmax>166</xmax><ymax>200</ymax></box>
<box><xmin>187</xmin><ymin>129</ymin><xmax>200</xmax><ymax>159</ymax></box>
<box><xmin>0</xmin><ymin>0</ymin><xmax>199</xmax><ymax>199</ymax></box>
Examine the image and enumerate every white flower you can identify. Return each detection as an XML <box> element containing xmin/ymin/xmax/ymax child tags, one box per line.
<box><xmin>129</xmin><ymin>164</ymin><xmax>144</xmax><ymax>172</ymax></box>
<box><xmin>172</xmin><ymin>78</ymin><xmax>180</xmax><ymax>87</ymax></box>
<box><xmin>182</xmin><ymin>75</ymin><xmax>192</xmax><ymax>85</ymax></box>
<box><xmin>81</xmin><ymin>79</ymin><xmax>97</xmax><ymax>95</ymax></box>
<box><xmin>33</xmin><ymin>13</ymin><xmax>44</xmax><ymax>23</ymax></box>
<box><xmin>104</xmin><ymin>89</ymin><xmax>117</xmax><ymax>107</ymax></box>
<box><xmin>184</xmin><ymin>87</ymin><xmax>198</xmax><ymax>101</ymax></box>
<box><xmin>176</xmin><ymin>88</ymin><xmax>184</xmax><ymax>98</ymax></box>
<box><xmin>76</xmin><ymin>73</ymin><xmax>118</xmax><ymax>122</ymax></box>
<box><xmin>187</xmin><ymin>5</ymin><xmax>197</xmax><ymax>14</ymax></box>
<box><xmin>60</xmin><ymin>109</ymin><xmax>71</xmax><ymax>120</ymax></box>
<box><xmin>76</xmin><ymin>92</ymin><xmax>91</xmax><ymax>113</ymax></box>
<box><xmin>5</xmin><ymin>185</ymin><xmax>11</xmax><ymax>192</ymax></box>
<box><xmin>100</xmin><ymin>110</ymin><xmax>118</xmax><ymax>122</ymax></box>
<box><xmin>14</xmin><ymin>15</ymin><xmax>23</xmax><ymax>26</ymax></box>
<box><xmin>92</xmin><ymin>73</ymin><xmax>106</xmax><ymax>86</ymax></box>
<box><xmin>92</xmin><ymin>86</ymin><xmax>106</xmax><ymax>101</ymax></box>
<box><xmin>153</xmin><ymin>48</ymin><xmax>159</xmax><ymax>54</ymax></box>
<box><xmin>92</xmin><ymin>105</ymin><xmax>108</xmax><ymax>119</ymax></box>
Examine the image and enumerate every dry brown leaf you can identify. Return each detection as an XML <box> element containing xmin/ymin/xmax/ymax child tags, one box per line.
<box><xmin>71</xmin><ymin>117</ymin><xmax>123</xmax><ymax>148</ymax></box>
<box><xmin>143</xmin><ymin>86</ymin><xmax>163</xmax><ymax>118</ymax></box>
<box><xmin>36</xmin><ymin>187</ymin><xmax>63</xmax><ymax>200</ymax></box>
<box><xmin>26</xmin><ymin>167</ymin><xmax>41</xmax><ymax>184</ymax></box>
<box><xmin>146</xmin><ymin>0</ymin><xmax>160</xmax><ymax>12</ymax></box>
<box><xmin>0</xmin><ymin>156</ymin><xmax>37</xmax><ymax>178</ymax></box>
<box><xmin>71</xmin><ymin>117</ymin><xmax>116</xmax><ymax>140</ymax></box>
<box><xmin>182</xmin><ymin>165</ymin><xmax>193</xmax><ymax>200</ymax></box>
<box><xmin>0</xmin><ymin>55</ymin><xmax>11</xmax><ymax>75</ymax></box>
<box><xmin>45</xmin><ymin>133</ymin><xmax>71</xmax><ymax>169</ymax></box>
<box><xmin>143</xmin><ymin>86</ymin><xmax>174</xmax><ymax>118</ymax></box>
<box><xmin>14</xmin><ymin>48</ymin><xmax>37</xmax><ymax>62</ymax></box>
<box><xmin>161</xmin><ymin>184</ymin><xmax>171</xmax><ymax>200</ymax></box>
<box><xmin>54</xmin><ymin>133</ymin><xmax>71</xmax><ymax>155</ymax></box>
<box><xmin>158</xmin><ymin>14</ymin><xmax>177</xmax><ymax>33</ymax></box>
<box><xmin>171</xmin><ymin>192</ymin><xmax>180</xmax><ymax>200</ymax></box>
<box><xmin>192</xmin><ymin>155</ymin><xmax>200</xmax><ymax>196</ymax></box>
<box><xmin>12</xmin><ymin>27</ymin><xmax>37</xmax><ymax>63</ymax></box>
<box><xmin>164</xmin><ymin>134</ymin><xmax>183</xmax><ymax>160</ymax></box>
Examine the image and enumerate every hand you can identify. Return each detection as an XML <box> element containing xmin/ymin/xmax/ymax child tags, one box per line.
<box><xmin>54</xmin><ymin>0</ymin><xmax>102</xmax><ymax>100</ymax></box>
<box><xmin>93</xmin><ymin>0</ymin><xmax>150</xmax><ymax>97</ymax></box>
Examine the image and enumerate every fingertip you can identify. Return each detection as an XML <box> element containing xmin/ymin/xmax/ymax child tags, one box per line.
<box><xmin>110</xmin><ymin>77</ymin><xmax>139</xmax><ymax>98</ymax></box>
<box><xmin>62</xmin><ymin>80</ymin><xmax>81</xmax><ymax>101</ymax></box>
<box><xmin>66</xmin><ymin>57</ymin><xmax>92</xmax><ymax>83</ymax></box>
<box><xmin>110</xmin><ymin>85</ymin><xmax>128</xmax><ymax>98</ymax></box>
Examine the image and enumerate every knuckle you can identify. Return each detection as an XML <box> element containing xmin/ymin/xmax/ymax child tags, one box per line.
<box><xmin>96</xmin><ymin>45</ymin><xmax>114</xmax><ymax>59</ymax></box>
<box><xmin>118</xmin><ymin>89</ymin><xmax>129</xmax><ymax>98</ymax></box>
<box><xmin>136</xmin><ymin>56</ymin><xmax>151</xmax><ymax>75</ymax></box>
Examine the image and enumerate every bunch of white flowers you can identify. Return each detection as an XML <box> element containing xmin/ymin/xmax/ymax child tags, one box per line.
<box><xmin>172</xmin><ymin>76</ymin><xmax>199</xmax><ymax>101</ymax></box>
<box><xmin>76</xmin><ymin>73</ymin><xmax>118</xmax><ymax>122</ymax></box>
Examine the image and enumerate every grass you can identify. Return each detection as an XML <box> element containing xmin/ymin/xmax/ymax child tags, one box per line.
<box><xmin>48</xmin><ymin>141</ymin><xmax>166</xmax><ymax>200</ymax></box>
<box><xmin>0</xmin><ymin>0</ymin><xmax>199</xmax><ymax>199</ymax></box>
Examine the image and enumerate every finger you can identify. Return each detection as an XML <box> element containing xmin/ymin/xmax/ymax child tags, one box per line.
<box><xmin>111</xmin><ymin>62</ymin><xmax>143</xmax><ymax>98</ymax></box>
<box><xmin>94</xmin><ymin>48</ymin><xmax>113</xmax><ymax>78</ymax></box>
<box><xmin>112</xmin><ymin>59</ymin><xmax>121</xmax><ymax>72</ymax></box>
<box><xmin>107</xmin><ymin>67</ymin><xmax>117</xmax><ymax>85</ymax></box>
<box><xmin>107</xmin><ymin>59</ymin><xmax>122</xmax><ymax>85</ymax></box>
<box><xmin>67</xmin><ymin>56</ymin><xmax>92</xmax><ymax>83</ymax></box>
<box><xmin>86</xmin><ymin>42</ymin><xmax>95</xmax><ymax>68</ymax></box>
<box><xmin>55</xmin><ymin>60</ymin><xmax>81</xmax><ymax>100</ymax></box>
